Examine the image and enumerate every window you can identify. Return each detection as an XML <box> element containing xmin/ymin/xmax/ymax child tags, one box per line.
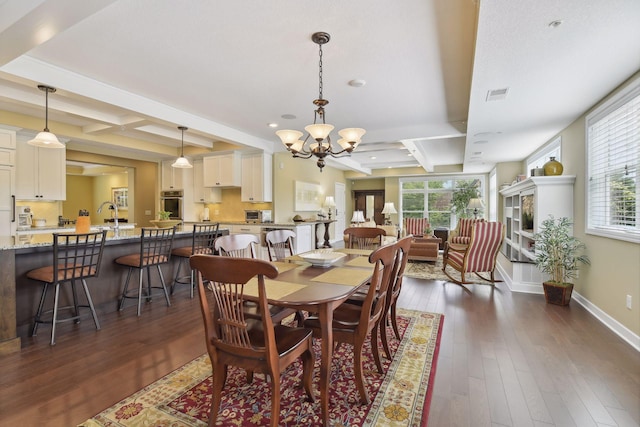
<box><xmin>400</xmin><ymin>176</ymin><xmax>485</xmax><ymax>229</ymax></box>
<box><xmin>586</xmin><ymin>79</ymin><xmax>639</xmax><ymax>243</ymax></box>
<box><xmin>527</xmin><ymin>136</ymin><xmax>561</xmax><ymax>177</ymax></box>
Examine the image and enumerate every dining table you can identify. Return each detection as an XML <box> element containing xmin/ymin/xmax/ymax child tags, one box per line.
<box><xmin>242</xmin><ymin>247</ymin><xmax>374</xmax><ymax>427</ymax></box>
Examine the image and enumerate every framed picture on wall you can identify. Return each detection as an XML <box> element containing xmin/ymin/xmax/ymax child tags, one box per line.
<box><xmin>294</xmin><ymin>181</ymin><xmax>322</xmax><ymax>211</ymax></box>
<box><xmin>112</xmin><ymin>187</ymin><xmax>128</xmax><ymax>210</ymax></box>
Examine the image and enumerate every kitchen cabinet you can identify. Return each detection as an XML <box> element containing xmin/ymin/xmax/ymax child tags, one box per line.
<box><xmin>16</xmin><ymin>140</ymin><xmax>66</xmax><ymax>200</ymax></box>
<box><xmin>241</xmin><ymin>152</ymin><xmax>272</xmax><ymax>202</ymax></box>
<box><xmin>193</xmin><ymin>159</ymin><xmax>221</xmax><ymax>203</ymax></box>
<box><xmin>161</xmin><ymin>160</ymin><xmax>187</xmax><ymax>190</ymax></box>
<box><xmin>0</xmin><ymin>166</ymin><xmax>16</xmax><ymax>236</ymax></box>
<box><xmin>203</xmin><ymin>152</ymin><xmax>241</xmax><ymax>187</ymax></box>
<box><xmin>0</xmin><ymin>128</ymin><xmax>16</xmax><ymax>149</ymax></box>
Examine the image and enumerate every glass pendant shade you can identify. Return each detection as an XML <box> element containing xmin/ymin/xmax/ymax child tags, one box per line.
<box><xmin>305</xmin><ymin>123</ymin><xmax>334</xmax><ymax>141</ymax></box>
<box><xmin>172</xmin><ymin>156</ymin><xmax>192</xmax><ymax>168</ymax></box>
<box><xmin>290</xmin><ymin>140</ymin><xmax>305</xmax><ymax>153</ymax></box>
<box><xmin>338</xmin><ymin>127</ymin><xmax>366</xmax><ymax>142</ymax></box>
<box><xmin>276</xmin><ymin>130</ymin><xmax>303</xmax><ymax>147</ymax></box>
<box><xmin>28</xmin><ymin>131</ymin><xmax>65</xmax><ymax>148</ymax></box>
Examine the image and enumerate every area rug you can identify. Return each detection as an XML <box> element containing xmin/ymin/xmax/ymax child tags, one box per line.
<box><xmin>405</xmin><ymin>260</ymin><xmax>498</xmax><ymax>285</ymax></box>
<box><xmin>79</xmin><ymin>308</ymin><xmax>443</xmax><ymax>427</ymax></box>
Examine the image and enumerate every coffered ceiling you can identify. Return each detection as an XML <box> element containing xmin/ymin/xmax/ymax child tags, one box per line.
<box><xmin>0</xmin><ymin>0</ymin><xmax>639</xmax><ymax>175</ymax></box>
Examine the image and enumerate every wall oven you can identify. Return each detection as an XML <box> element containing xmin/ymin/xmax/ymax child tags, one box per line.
<box><xmin>160</xmin><ymin>190</ymin><xmax>183</xmax><ymax>220</ymax></box>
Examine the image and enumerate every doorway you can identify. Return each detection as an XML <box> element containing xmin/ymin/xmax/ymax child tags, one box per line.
<box><xmin>353</xmin><ymin>190</ymin><xmax>385</xmax><ymax>225</ymax></box>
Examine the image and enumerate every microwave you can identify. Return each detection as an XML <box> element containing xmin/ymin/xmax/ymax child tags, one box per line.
<box><xmin>245</xmin><ymin>210</ymin><xmax>271</xmax><ymax>223</ymax></box>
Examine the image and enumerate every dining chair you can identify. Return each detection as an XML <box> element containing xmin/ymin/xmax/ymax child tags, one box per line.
<box><xmin>214</xmin><ymin>233</ymin><xmax>259</xmax><ymax>258</ymax></box>
<box><xmin>442</xmin><ymin>221</ymin><xmax>505</xmax><ymax>288</ymax></box>
<box><xmin>343</xmin><ymin>226</ymin><xmax>385</xmax><ymax>249</ymax></box>
<box><xmin>303</xmin><ymin>243</ymin><xmax>397</xmax><ymax>404</ymax></box>
<box><xmin>190</xmin><ymin>254</ymin><xmax>315</xmax><ymax>427</ymax></box>
<box><xmin>26</xmin><ymin>230</ymin><xmax>107</xmax><ymax>345</ymax></box>
<box><xmin>171</xmin><ymin>223</ymin><xmax>220</xmax><ymax>298</ymax></box>
<box><xmin>115</xmin><ymin>226</ymin><xmax>175</xmax><ymax>316</ymax></box>
<box><xmin>380</xmin><ymin>236</ymin><xmax>412</xmax><ymax>359</ymax></box>
<box><xmin>265</xmin><ymin>229</ymin><xmax>296</xmax><ymax>261</ymax></box>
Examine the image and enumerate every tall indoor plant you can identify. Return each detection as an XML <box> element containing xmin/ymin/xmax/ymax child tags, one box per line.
<box><xmin>533</xmin><ymin>216</ymin><xmax>590</xmax><ymax>305</ymax></box>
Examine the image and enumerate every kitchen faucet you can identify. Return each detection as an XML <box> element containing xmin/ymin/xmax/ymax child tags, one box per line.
<box><xmin>98</xmin><ymin>201</ymin><xmax>118</xmax><ymax>231</ymax></box>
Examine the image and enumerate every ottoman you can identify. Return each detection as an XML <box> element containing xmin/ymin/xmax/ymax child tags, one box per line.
<box><xmin>408</xmin><ymin>237</ymin><xmax>441</xmax><ymax>262</ymax></box>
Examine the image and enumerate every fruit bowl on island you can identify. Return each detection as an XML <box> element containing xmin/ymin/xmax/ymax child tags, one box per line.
<box><xmin>150</xmin><ymin>219</ymin><xmax>182</xmax><ymax>228</ymax></box>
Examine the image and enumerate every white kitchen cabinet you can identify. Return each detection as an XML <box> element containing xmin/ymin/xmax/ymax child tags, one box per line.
<box><xmin>0</xmin><ymin>165</ymin><xmax>16</xmax><ymax>236</ymax></box>
<box><xmin>193</xmin><ymin>159</ymin><xmax>221</xmax><ymax>203</ymax></box>
<box><xmin>161</xmin><ymin>159</ymin><xmax>186</xmax><ymax>190</ymax></box>
<box><xmin>293</xmin><ymin>223</ymin><xmax>314</xmax><ymax>253</ymax></box>
<box><xmin>203</xmin><ymin>152</ymin><xmax>241</xmax><ymax>187</ymax></box>
<box><xmin>241</xmin><ymin>152</ymin><xmax>272</xmax><ymax>202</ymax></box>
<box><xmin>0</xmin><ymin>128</ymin><xmax>16</xmax><ymax>149</ymax></box>
<box><xmin>16</xmin><ymin>141</ymin><xmax>66</xmax><ymax>200</ymax></box>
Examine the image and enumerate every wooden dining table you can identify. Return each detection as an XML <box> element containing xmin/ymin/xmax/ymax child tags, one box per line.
<box><xmin>242</xmin><ymin>248</ymin><xmax>374</xmax><ymax>427</ymax></box>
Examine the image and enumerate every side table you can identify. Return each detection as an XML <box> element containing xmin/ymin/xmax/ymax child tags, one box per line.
<box><xmin>433</xmin><ymin>228</ymin><xmax>449</xmax><ymax>249</ymax></box>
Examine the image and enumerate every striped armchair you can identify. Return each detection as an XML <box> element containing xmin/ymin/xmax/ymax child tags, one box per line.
<box><xmin>402</xmin><ymin>217</ymin><xmax>430</xmax><ymax>237</ymax></box>
<box><xmin>449</xmin><ymin>218</ymin><xmax>485</xmax><ymax>245</ymax></box>
<box><xmin>442</xmin><ymin>221</ymin><xmax>505</xmax><ymax>288</ymax></box>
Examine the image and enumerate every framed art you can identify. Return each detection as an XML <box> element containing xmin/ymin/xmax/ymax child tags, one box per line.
<box><xmin>112</xmin><ymin>187</ymin><xmax>128</xmax><ymax>210</ymax></box>
<box><xmin>294</xmin><ymin>181</ymin><xmax>322</xmax><ymax>211</ymax></box>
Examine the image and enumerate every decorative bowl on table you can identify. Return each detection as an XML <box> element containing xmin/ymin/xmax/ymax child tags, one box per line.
<box><xmin>150</xmin><ymin>219</ymin><xmax>182</xmax><ymax>228</ymax></box>
<box><xmin>298</xmin><ymin>250</ymin><xmax>346</xmax><ymax>267</ymax></box>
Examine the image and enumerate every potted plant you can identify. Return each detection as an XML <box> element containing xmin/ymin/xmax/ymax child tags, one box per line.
<box><xmin>533</xmin><ymin>216</ymin><xmax>590</xmax><ymax>305</ymax></box>
<box><xmin>150</xmin><ymin>211</ymin><xmax>181</xmax><ymax>228</ymax></box>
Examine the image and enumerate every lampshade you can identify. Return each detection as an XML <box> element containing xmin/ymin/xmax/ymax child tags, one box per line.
<box><xmin>323</xmin><ymin>196</ymin><xmax>336</xmax><ymax>208</ymax></box>
<box><xmin>351</xmin><ymin>210</ymin><xmax>365</xmax><ymax>223</ymax></box>
<box><xmin>172</xmin><ymin>126</ymin><xmax>193</xmax><ymax>168</ymax></box>
<box><xmin>28</xmin><ymin>85</ymin><xmax>65</xmax><ymax>149</ymax></box>
<box><xmin>381</xmin><ymin>202</ymin><xmax>397</xmax><ymax>215</ymax></box>
<box><xmin>467</xmin><ymin>198</ymin><xmax>484</xmax><ymax>210</ymax></box>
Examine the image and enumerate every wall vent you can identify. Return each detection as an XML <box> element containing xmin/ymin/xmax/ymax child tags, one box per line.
<box><xmin>486</xmin><ymin>88</ymin><xmax>509</xmax><ymax>101</ymax></box>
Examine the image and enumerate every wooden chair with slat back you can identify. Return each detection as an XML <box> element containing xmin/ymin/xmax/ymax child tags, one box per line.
<box><xmin>380</xmin><ymin>236</ymin><xmax>412</xmax><ymax>359</ymax></box>
<box><xmin>171</xmin><ymin>223</ymin><xmax>220</xmax><ymax>298</ymax></box>
<box><xmin>115</xmin><ymin>227</ymin><xmax>175</xmax><ymax>316</ymax></box>
<box><xmin>27</xmin><ymin>230</ymin><xmax>107</xmax><ymax>345</ymax></box>
<box><xmin>303</xmin><ymin>243</ymin><xmax>397</xmax><ymax>404</ymax></box>
<box><xmin>190</xmin><ymin>255</ymin><xmax>315</xmax><ymax>427</ymax></box>
<box><xmin>442</xmin><ymin>221</ymin><xmax>505</xmax><ymax>290</ymax></box>
<box><xmin>214</xmin><ymin>233</ymin><xmax>299</xmax><ymax>324</ymax></box>
<box><xmin>343</xmin><ymin>226</ymin><xmax>385</xmax><ymax>250</ymax></box>
<box><xmin>265</xmin><ymin>229</ymin><xmax>296</xmax><ymax>261</ymax></box>
<box><xmin>214</xmin><ymin>233</ymin><xmax>259</xmax><ymax>258</ymax></box>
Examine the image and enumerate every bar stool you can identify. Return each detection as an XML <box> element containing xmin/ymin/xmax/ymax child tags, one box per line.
<box><xmin>171</xmin><ymin>223</ymin><xmax>220</xmax><ymax>298</ymax></box>
<box><xmin>27</xmin><ymin>230</ymin><xmax>107</xmax><ymax>345</ymax></box>
<box><xmin>115</xmin><ymin>227</ymin><xmax>175</xmax><ymax>316</ymax></box>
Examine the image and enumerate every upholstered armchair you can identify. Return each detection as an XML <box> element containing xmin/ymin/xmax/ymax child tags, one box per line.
<box><xmin>402</xmin><ymin>217</ymin><xmax>430</xmax><ymax>237</ymax></box>
<box><xmin>448</xmin><ymin>217</ymin><xmax>485</xmax><ymax>246</ymax></box>
<box><xmin>442</xmin><ymin>221</ymin><xmax>505</xmax><ymax>288</ymax></box>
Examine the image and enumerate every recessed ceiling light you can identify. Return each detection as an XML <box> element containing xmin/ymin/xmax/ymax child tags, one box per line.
<box><xmin>370</xmin><ymin>156</ymin><xmax>376</xmax><ymax>160</ymax></box>
<box><xmin>408</xmin><ymin>153</ymin><xmax>413</xmax><ymax>157</ymax></box>
<box><xmin>548</xmin><ymin>20</ymin><xmax>563</xmax><ymax>28</ymax></box>
<box><xmin>348</xmin><ymin>79</ymin><xmax>366</xmax><ymax>87</ymax></box>
<box><xmin>281</xmin><ymin>114</ymin><xmax>296</xmax><ymax>120</ymax></box>
<box><xmin>267</xmin><ymin>123</ymin><xmax>278</xmax><ymax>128</ymax></box>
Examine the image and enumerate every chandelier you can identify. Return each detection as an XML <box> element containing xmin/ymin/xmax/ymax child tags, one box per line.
<box><xmin>276</xmin><ymin>32</ymin><xmax>365</xmax><ymax>172</ymax></box>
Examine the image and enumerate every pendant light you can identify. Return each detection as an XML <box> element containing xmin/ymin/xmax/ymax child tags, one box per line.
<box><xmin>28</xmin><ymin>85</ymin><xmax>65</xmax><ymax>148</ymax></box>
<box><xmin>172</xmin><ymin>126</ymin><xmax>193</xmax><ymax>168</ymax></box>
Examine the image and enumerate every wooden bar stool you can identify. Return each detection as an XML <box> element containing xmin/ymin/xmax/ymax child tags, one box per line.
<box><xmin>115</xmin><ymin>227</ymin><xmax>175</xmax><ymax>316</ymax></box>
<box><xmin>27</xmin><ymin>230</ymin><xmax>107</xmax><ymax>345</ymax></box>
<box><xmin>171</xmin><ymin>223</ymin><xmax>220</xmax><ymax>298</ymax></box>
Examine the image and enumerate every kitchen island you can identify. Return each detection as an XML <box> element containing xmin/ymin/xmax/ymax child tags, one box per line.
<box><xmin>0</xmin><ymin>224</ymin><xmax>229</xmax><ymax>354</ymax></box>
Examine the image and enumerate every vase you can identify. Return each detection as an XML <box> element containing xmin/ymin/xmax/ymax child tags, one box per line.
<box><xmin>543</xmin><ymin>157</ymin><xmax>563</xmax><ymax>176</ymax></box>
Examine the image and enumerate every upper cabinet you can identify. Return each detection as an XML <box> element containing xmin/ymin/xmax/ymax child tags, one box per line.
<box><xmin>241</xmin><ymin>152</ymin><xmax>272</xmax><ymax>202</ymax></box>
<box><xmin>16</xmin><ymin>141</ymin><xmax>66</xmax><ymax>200</ymax></box>
<box><xmin>161</xmin><ymin>159</ymin><xmax>186</xmax><ymax>190</ymax></box>
<box><xmin>203</xmin><ymin>152</ymin><xmax>241</xmax><ymax>187</ymax></box>
<box><xmin>193</xmin><ymin>159</ymin><xmax>221</xmax><ymax>203</ymax></box>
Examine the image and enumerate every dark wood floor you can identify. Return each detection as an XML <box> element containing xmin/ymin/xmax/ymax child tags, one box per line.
<box><xmin>1</xmin><ymin>272</ymin><xmax>638</xmax><ymax>426</ymax></box>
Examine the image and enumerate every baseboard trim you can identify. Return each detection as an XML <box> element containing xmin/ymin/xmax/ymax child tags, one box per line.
<box><xmin>572</xmin><ymin>291</ymin><xmax>640</xmax><ymax>352</ymax></box>
<box><xmin>498</xmin><ymin>264</ymin><xmax>640</xmax><ymax>352</ymax></box>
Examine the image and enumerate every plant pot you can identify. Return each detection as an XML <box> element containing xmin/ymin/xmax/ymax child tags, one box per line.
<box><xmin>543</xmin><ymin>281</ymin><xmax>573</xmax><ymax>305</ymax></box>
<box><xmin>150</xmin><ymin>219</ymin><xmax>182</xmax><ymax>228</ymax></box>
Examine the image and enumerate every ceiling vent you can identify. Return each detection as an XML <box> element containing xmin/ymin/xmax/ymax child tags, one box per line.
<box><xmin>486</xmin><ymin>88</ymin><xmax>509</xmax><ymax>101</ymax></box>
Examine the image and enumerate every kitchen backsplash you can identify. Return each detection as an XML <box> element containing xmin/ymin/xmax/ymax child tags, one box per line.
<box><xmin>16</xmin><ymin>201</ymin><xmax>62</xmax><ymax>227</ymax></box>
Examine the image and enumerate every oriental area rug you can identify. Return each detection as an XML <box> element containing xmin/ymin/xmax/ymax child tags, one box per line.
<box><xmin>79</xmin><ymin>309</ymin><xmax>443</xmax><ymax>427</ymax></box>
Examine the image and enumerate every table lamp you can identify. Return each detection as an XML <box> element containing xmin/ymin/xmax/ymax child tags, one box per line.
<box><xmin>323</xmin><ymin>196</ymin><xmax>336</xmax><ymax>219</ymax></box>
<box><xmin>381</xmin><ymin>202</ymin><xmax>397</xmax><ymax>225</ymax></box>
<box><xmin>351</xmin><ymin>210</ymin><xmax>365</xmax><ymax>226</ymax></box>
<box><xmin>467</xmin><ymin>198</ymin><xmax>484</xmax><ymax>219</ymax></box>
